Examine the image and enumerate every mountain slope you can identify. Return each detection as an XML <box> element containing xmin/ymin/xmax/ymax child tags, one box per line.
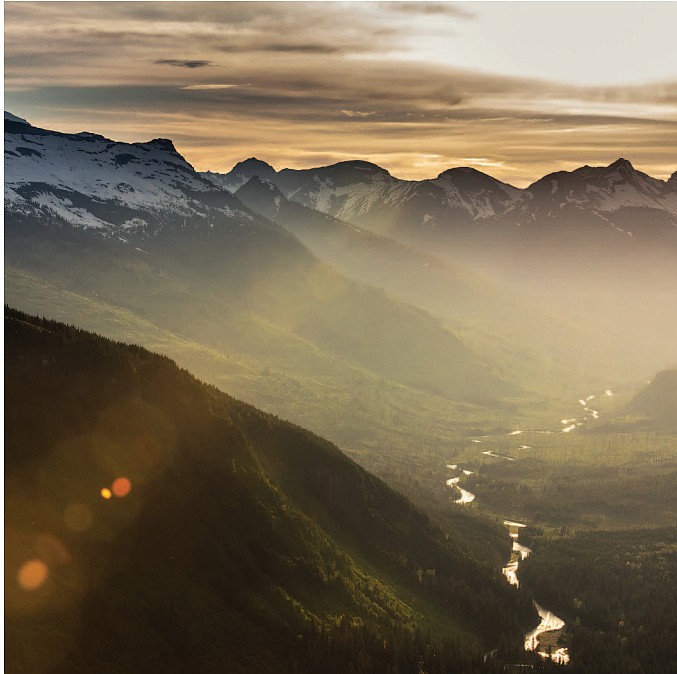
<box><xmin>626</xmin><ymin>369</ymin><xmax>677</xmax><ymax>429</ymax></box>
<box><xmin>5</xmin><ymin>308</ymin><xmax>533</xmax><ymax>673</ymax></box>
<box><xmin>4</xmin><ymin>113</ymin><xmax>509</xmax><ymax>404</ymax></box>
<box><xmin>203</xmin><ymin>158</ymin><xmax>677</xmax><ymax>264</ymax></box>
<box><xmin>204</xmin><ymin>158</ymin><xmax>522</xmax><ymax>239</ymax></box>
<box><xmin>234</xmin><ymin>175</ymin><xmax>644</xmax><ymax>391</ymax></box>
<box><xmin>4</xmin><ymin>111</ymin><xmax>246</xmax><ymax>231</ymax></box>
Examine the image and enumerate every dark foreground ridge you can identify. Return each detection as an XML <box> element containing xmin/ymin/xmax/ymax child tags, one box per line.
<box><xmin>5</xmin><ymin>307</ymin><xmax>535</xmax><ymax>674</ymax></box>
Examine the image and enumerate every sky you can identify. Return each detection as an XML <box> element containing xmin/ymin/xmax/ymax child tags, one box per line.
<box><xmin>5</xmin><ymin>1</ymin><xmax>677</xmax><ymax>186</ymax></box>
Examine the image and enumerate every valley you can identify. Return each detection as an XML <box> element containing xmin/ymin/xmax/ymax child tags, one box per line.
<box><xmin>5</xmin><ymin>111</ymin><xmax>677</xmax><ymax>674</ymax></box>
<box><xmin>437</xmin><ymin>385</ymin><xmax>677</xmax><ymax>671</ymax></box>
<box><xmin>437</xmin><ymin>389</ymin><xmax>673</xmax><ymax>667</ymax></box>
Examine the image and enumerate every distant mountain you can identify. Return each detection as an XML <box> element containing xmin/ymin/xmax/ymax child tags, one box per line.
<box><xmin>627</xmin><ymin>369</ymin><xmax>677</xmax><ymax>429</ymax></box>
<box><xmin>204</xmin><ymin>157</ymin><xmax>277</xmax><ymax>192</ymax></box>
<box><xmin>5</xmin><ymin>113</ymin><xmax>511</xmax><ymax>416</ymax></box>
<box><xmin>5</xmin><ymin>308</ymin><xmax>533</xmax><ymax>674</ymax></box>
<box><xmin>522</xmin><ymin>158</ymin><xmax>676</xmax><ymax>215</ymax></box>
<box><xmin>500</xmin><ymin>159</ymin><xmax>677</xmax><ymax>248</ymax></box>
<box><xmin>204</xmin><ymin>158</ymin><xmax>521</xmax><ymax>238</ymax></box>
<box><xmin>5</xmin><ymin>112</ymin><xmax>247</xmax><ymax>232</ymax></box>
<box><xmin>205</xmin><ymin>156</ymin><xmax>677</xmax><ymax>249</ymax></box>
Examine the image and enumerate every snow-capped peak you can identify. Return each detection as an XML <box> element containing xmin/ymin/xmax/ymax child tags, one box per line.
<box><xmin>607</xmin><ymin>158</ymin><xmax>634</xmax><ymax>172</ymax></box>
<box><xmin>5</xmin><ymin>116</ymin><xmax>242</xmax><ymax>231</ymax></box>
<box><xmin>519</xmin><ymin>158</ymin><xmax>677</xmax><ymax>218</ymax></box>
<box><xmin>5</xmin><ymin>111</ymin><xmax>29</xmax><ymax>125</ymax></box>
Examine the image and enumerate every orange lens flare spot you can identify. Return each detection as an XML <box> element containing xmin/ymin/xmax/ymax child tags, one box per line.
<box><xmin>112</xmin><ymin>477</ymin><xmax>132</xmax><ymax>498</ymax></box>
<box><xmin>17</xmin><ymin>559</ymin><xmax>49</xmax><ymax>591</ymax></box>
<box><xmin>100</xmin><ymin>487</ymin><xmax>112</xmax><ymax>499</ymax></box>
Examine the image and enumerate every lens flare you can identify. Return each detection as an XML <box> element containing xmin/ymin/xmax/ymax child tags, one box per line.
<box><xmin>112</xmin><ymin>477</ymin><xmax>132</xmax><ymax>498</ymax></box>
<box><xmin>100</xmin><ymin>487</ymin><xmax>112</xmax><ymax>499</ymax></box>
<box><xmin>17</xmin><ymin>559</ymin><xmax>49</xmax><ymax>591</ymax></box>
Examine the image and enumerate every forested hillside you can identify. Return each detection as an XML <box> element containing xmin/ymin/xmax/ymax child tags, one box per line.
<box><xmin>5</xmin><ymin>308</ymin><xmax>534</xmax><ymax>674</ymax></box>
<box><xmin>520</xmin><ymin>528</ymin><xmax>677</xmax><ymax>674</ymax></box>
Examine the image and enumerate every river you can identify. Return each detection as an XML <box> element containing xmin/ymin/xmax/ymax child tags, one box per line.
<box><xmin>447</xmin><ymin>389</ymin><xmax>614</xmax><ymax>664</ymax></box>
<box><xmin>503</xmin><ymin>521</ymin><xmax>570</xmax><ymax>665</ymax></box>
<box><xmin>445</xmin><ymin>467</ymin><xmax>476</xmax><ymax>504</ymax></box>
<box><xmin>447</xmin><ymin>466</ymin><xmax>569</xmax><ymax>663</ymax></box>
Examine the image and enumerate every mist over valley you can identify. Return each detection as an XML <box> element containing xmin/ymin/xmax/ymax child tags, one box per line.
<box><xmin>5</xmin><ymin>3</ymin><xmax>677</xmax><ymax>670</ymax></box>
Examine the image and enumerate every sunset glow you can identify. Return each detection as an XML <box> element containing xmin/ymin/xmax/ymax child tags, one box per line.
<box><xmin>4</xmin><ymin>4</ymin><xmax>677</xmax><ymax>673</ymax></box>
<box><xmin>5</xmin><ymin>1</ymin><xmax>677</xmax><ymax>186</ymax></box>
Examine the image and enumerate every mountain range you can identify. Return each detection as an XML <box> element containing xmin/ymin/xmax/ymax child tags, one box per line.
<box><xmin>5</xmin><ymin>111</ymin><xmax>509</xmax><ymax>403</ymax></box>
<box><xmin>5</xmin><ymin>110</ymin><xmax>676</xmax><ymax>674</ymax></box>
<box><xmin>204</xmin><ymin>154</ymin><xmax>677</xmax><ymax>251</ymax></box>
<box><xmin>5</xmin><ymin>111</ymin><xmax>677</xmax><ymax>479</ymax></box>
<box><xmin>8</xmin><ymin>110</ymin><xmax>676</xmax><ymax>250</ymax></box>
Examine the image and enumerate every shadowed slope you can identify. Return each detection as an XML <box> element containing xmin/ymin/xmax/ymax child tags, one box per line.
<box><xmin>5</xmin><ymin>308</ymin><xmax>533</xmax><ymax>674</ymax></box>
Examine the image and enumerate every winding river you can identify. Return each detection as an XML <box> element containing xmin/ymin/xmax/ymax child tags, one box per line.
<box><xmin>503</xmin><ymin>521</ymin><xmax>570</xmax><ymax>665</ymax></box>
<box><xmin>447</xmin><ymin>468</ymin><xmax>568</xmax><ymax>662</ymax></box>
<box><xmin>446</xmin><ymin>389</ymin><xmax>614</xmax><ymax>664</ymax></box>
<box><xmin>445</xmin><ymin>469</ymin><xmax>476</xmax><ymax>504</ymax></box>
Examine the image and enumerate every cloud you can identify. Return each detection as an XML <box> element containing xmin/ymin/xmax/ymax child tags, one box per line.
<box><xmin>181</xmin><ymin>84</ymin><xmax>247</xmax><ymax>91</ymax></box>
<box><xmin>154</xmin><ymin>59</ymin><xmax>212</xmax><ymax>69</ymax></box>
<box><xmin>340</xmin><ymin>110</ymin><xmax>375</xmax><ymax>118</ymax></box>
<box><xmin>253</xmin><ymin>42</ymin><xmax>343</xmax><ymax>54</ymax></box>
<box><xmin>383</xmin><ymin>2</ymin><xmax>474</xmax><ymax>18</ymax></box>
<box><xmin>4</xmin><ymin>1</ymin><xmax>677</xmax><ymax>186</ymax></box>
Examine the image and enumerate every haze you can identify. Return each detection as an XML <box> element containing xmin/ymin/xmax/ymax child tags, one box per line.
<box><xmin>5</xmin><ymin>4</ymin><xmax>677</xmax><ymax>672</ymax></box>
<box><xmin>5</xmin><ymin>1</ymin><xmax>677</xmax><ymax>186</ymax></box>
